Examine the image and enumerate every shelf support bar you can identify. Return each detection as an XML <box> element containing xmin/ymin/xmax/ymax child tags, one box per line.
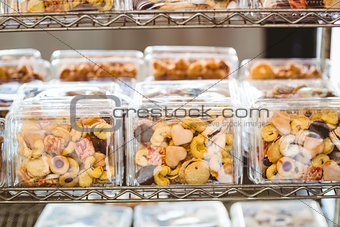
<box><xmin>317</xmin><ymin>27</ymin><xmax>332</xmax><ymax>59</ymax></box>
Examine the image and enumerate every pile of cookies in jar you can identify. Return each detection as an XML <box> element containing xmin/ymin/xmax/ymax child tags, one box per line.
<box><xmin>4</xmin><ymin>81</ymin><xmax>123</xmax><ymax>188</ymax></box>
<box><xmin>239</xmin><ymin>58</ymin><xmax>340</xmax><ymax>184</ymax></box>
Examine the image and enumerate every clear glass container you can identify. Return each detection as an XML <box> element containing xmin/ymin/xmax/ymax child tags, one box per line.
<box><xmin>6</xmin><ymin>0</ymin><xmax>120</xmax><ymax>13</ymax></box>
<box><xmin>5</xmin><ymin>98</ymin><xmax>123</xmax><ymax>187</ymax></box>
<box><xmin>144</xmin><ymin>46</ymin><xmax>238</xmax><ymax>81</ymax></box>
<box><xmin>127</xmin><ymin>102</ymin><xmax>242</xmax><ymax>186</ymax></box>
<box><xmin>241</xmin><ymin>79</ymin><xmax>340</xmax><ymax>156</ymax></box>
<box><xmin>240</xmin><ymin>58</ymin><xmax>329</xmax><ymax>80</ymax></box>
<box><xmin>50</xmin><ymin>49</ymin><xmax>143</xmax><ymax>62</ymax></box>
<box><xmin>250</xmin><ymin>0</ymin><xmax>340</xmax><ymax>9</ymax></box>
<box><xmin>230</xmin><ymin>200</ymin><xmax>328</xmax><ymax>227</ymax></box>
<box><xmin>134</xmin><ymin>201</ymin><xmax>231</xmax><ymax>227</ymax></box>
<box><xmin>0</xmin><ymin>49</ymin><xmax>41</xmax><ymax>61</ymax></box>
<box><xmin>15</xmin><ymin>81</ymin><xmax>120</xmax><ymax>104</ymax></box>
<box><xmin>134</xmin><ymin>80</ymin><xmax>231</xmax><ymax>105</ymax></box>
<box><xmin>249</xmin><ymin>98</ymin><xmax>340</xmax><ymax>183</ymax></box>
<box><xmin>0</xmin><ymin>59</ymin><xmax>50</xmax><ymax>84</ymax></box>
<box><xmin>132</xmin><ymin>0</ymin><xmax>239</xmax><ymax>10</ymax></box>
<box><xmin>35</xmin><ymin>204</ymin><xmax>133</xmax><ymax>227</ymax></box>
<box><xmin>243</xmin><ymin>79</ymin><xmax>339</xmax><ymax>105</ymax></box>
<box><xmin>52</xmin><ymin>57</ymin><xmax>141</xmax><ymax>81</ymax></box>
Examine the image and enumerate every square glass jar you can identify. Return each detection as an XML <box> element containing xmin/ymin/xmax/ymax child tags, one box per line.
<box><xmin>240</xmin><ymin>58</ymin><xmax>330</xmax><ymax>80</ymax></box>
<box><xmin>230</xmin><ymin>200</ymin><xmax>328</xmax><ymax>227</ymax></box>
<box><xmin>249</xmin><ymin>99</ymin><xmax>340</xmax><ymax>183</ymax></box>
<box><xmin>126</xmin><ymin>102</ymin><xmax>242</xmax><ymax>186</ymax></box>
<box><xmin>144</xmin><ymin>46</ymin><xmax>238</xmax><ymax>81</ymax></box>
<box><xmin>5</xmin><ymin>98</ymin><xmax>123</xmax><ymax>188</ymax></box>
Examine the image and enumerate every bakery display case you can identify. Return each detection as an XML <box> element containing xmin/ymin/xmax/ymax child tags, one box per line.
<box><xmin>0</xmin><ymin>4</ymin><xmax>339</xmax><ymax>227</ymax></box>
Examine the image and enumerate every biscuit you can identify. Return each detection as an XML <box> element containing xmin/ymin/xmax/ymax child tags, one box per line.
<box><xmin>184</xmin><ymin>160</ymin><xmax>210</xmax><ymax>184</ymax></box>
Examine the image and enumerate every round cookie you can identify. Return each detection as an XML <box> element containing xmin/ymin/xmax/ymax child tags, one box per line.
<box><xmin>26</xmin><ymin>156</ymin><xmax>50</xmax><ymax>178</ymax></box>
<box><xmin>184</xmin><ymin>160</ymin><xmax>210</xmax><ymax>185</ymax></box>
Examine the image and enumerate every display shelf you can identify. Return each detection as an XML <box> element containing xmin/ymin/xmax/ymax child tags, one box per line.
<box><xmin>0</xmin><ymin>183</ymin><xmax>339</xmax><ymax>203</ymax></box>
<box><xmin>0</xmin><ymin>9</ymin><xmax>340</xmax><ymax>32</ymax></box>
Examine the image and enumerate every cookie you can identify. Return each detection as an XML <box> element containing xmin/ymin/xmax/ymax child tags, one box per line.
<box><xmin>184</xmin><ymin>160</ymin><xmax>210</xmax><ymax>184</ymax></box>
<box><xmin>26</xmin><ymin>156</ymin><xmax>50</xmax><ymax>178</ymax></box>
<box><xmin>323</xmin><ymin>138</ymin><xmax>334</xmax><ymax>155</ymax></box>
<box><xmin>261</xmin><ymin>125</ymin><xmax>279</xmax><ymax>142</ymax></box>
<box><xmin>270</xmin><ymin>112</ymin><xmax>291</xmax><ymax>135</ymax></box>
<box><xmin>311</xmin><ymin>154</ymin><xmax>330</xmax><ymax>168</ymax></box>
<box><xmin>136</xmin><ymin>165</ymin><xmax>157</xmax><ymax>185</ymax></box>
<box><xmin>308</xmin><ymin>121</ymin><xmax>329</xmax><ymax>139</ymax></box>
<box><xmin>134</xmin><ymin>122</ymin><xmax>154</xmax><ymax>144</ymax></box>
<box><xmin>267</xmin><ymin>140</ymin><xmax>282</xmax><ymax>163</ymax></box>
<box><xmin>323</xmin><ymin>160</ymin><xmax>340</xmax><ymax>181</ymax></box>
<box><xmin>329</xmin><ymin>127</ymin><xmax>340</xmax><ymax>150</ymax></box>
<box><xmin>250</xmin><ymin>63</ymin><xmax>275</xmax><ymax>79</ymax></box>
<box><xmin>277</xmin><ymin>157</ymin><xmax>295</xmax><ymax>178</ymax></box>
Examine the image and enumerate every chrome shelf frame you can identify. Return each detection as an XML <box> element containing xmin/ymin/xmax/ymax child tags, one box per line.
<box><xmin>0</xmin><ymin>183</ymin><xmax>339</xmax><ymax>203</ymax></box>
<box><xmin>0</xmin><ymin>9</ymin><xmax>340</xmax><ymax>32</ymax></box>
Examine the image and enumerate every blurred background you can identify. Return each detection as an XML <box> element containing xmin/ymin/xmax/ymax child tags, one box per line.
<box><xmin>0</xmin><ymin>28</ymin><xmax>319</xmax><ymax>61</ymax></box>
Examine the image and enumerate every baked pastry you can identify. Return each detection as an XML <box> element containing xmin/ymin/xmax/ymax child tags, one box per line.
<box><xmin>59</xmin><ymin>62</ymin><xmax>137</xmax><ymax>81</ymax></box>
<box><xmin>249</xmin><ymin>62</ymin><xmax>322</xmax><ymax>79</ymax></box>
<box><xmin>152</xmin><ymin>58</ymin><xmax>230</xmax><ymax>80</ymax></box>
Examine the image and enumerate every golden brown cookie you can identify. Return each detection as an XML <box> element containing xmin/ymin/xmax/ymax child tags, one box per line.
<box><xmin>323</xmin><ymin>138</ymin><xmax>334</xmax><ymax>155</ymax></box>
<box><xmin>291</xmin><ymin>116</ymin><xmax>310</xmax><ymax>133</ymax></box>
<box><xmin>26</xmin><ymin>156</ymin><xmax>50</xmax><ymax>178</ymax></box>
<box><xmin>267</xmin><ymin>140</ymin><xmax>282</xmax><ymax>163</ymax></box>
<box><xmin>261</xmin><ymin>125</ymin><xmax>279</xmax><ymax>142</ymax></box>
<box><xmin>184</xmin><ymin>160</ymin><xmax>210</xmax><ymax>185</ymax></box>
<box><xmin>311</xmin><ymin>154</ymin><xmax>330</xmax><ymax>168</ymax></box>
<box><xmin>249</xmin><ymin>63</ymin><xmax>275</xmax><ymax>79</ymax></box>
<box><xmin>190</xmin><ymin>134</ymin><xmax>207</xmax><ymax>159</ymax></box>
<box><xmin>59</xmin><ymin>173</ymin><xmax>78</xmax><ymax>187</ymax></box>
<box><xmin>266</xmin><ymin>163</ymin><xmax>278</xmax><ymax>180</ymax></box>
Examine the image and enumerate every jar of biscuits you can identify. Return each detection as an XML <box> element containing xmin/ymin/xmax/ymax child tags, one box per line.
<box><xmin>5</xmin><ymin>98</ymin><xmax>123</xmax><ymax>188</ymax></box>
<box><xmin>127</xmin><ymin>102</ymin><xmax>242</xmax><ymax>186</ymax></box>
<box><xmin>250</xmin><ymin>99</ymin><xmax>340</xmax><ymax>183</ymax></box>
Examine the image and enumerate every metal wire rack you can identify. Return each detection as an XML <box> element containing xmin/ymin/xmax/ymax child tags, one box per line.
<box><xmin>0</xmin><ymin>9</ymin><xmax>340</xmax><ymax>32</ymax></box>
<box><xmin>0</xmin><ymin>183</ymin><xmax>338</xmax><ymax>203</ymax></box>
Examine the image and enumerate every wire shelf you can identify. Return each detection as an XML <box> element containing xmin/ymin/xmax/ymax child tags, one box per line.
<box><xmin>0</xmin><ymin>9</ymin><xmax>340</xmax><ymax>32</ymax></box>
<box><xmin>0</xmin><ymin>183</ymin><xmax>338</xmax><ymax>203</ymax></box>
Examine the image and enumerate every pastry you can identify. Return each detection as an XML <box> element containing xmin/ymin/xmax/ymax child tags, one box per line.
<box><xmin>249</xmin><ymin>62</ymin><xmax>322</xmax><ymax>79</ymax></box>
